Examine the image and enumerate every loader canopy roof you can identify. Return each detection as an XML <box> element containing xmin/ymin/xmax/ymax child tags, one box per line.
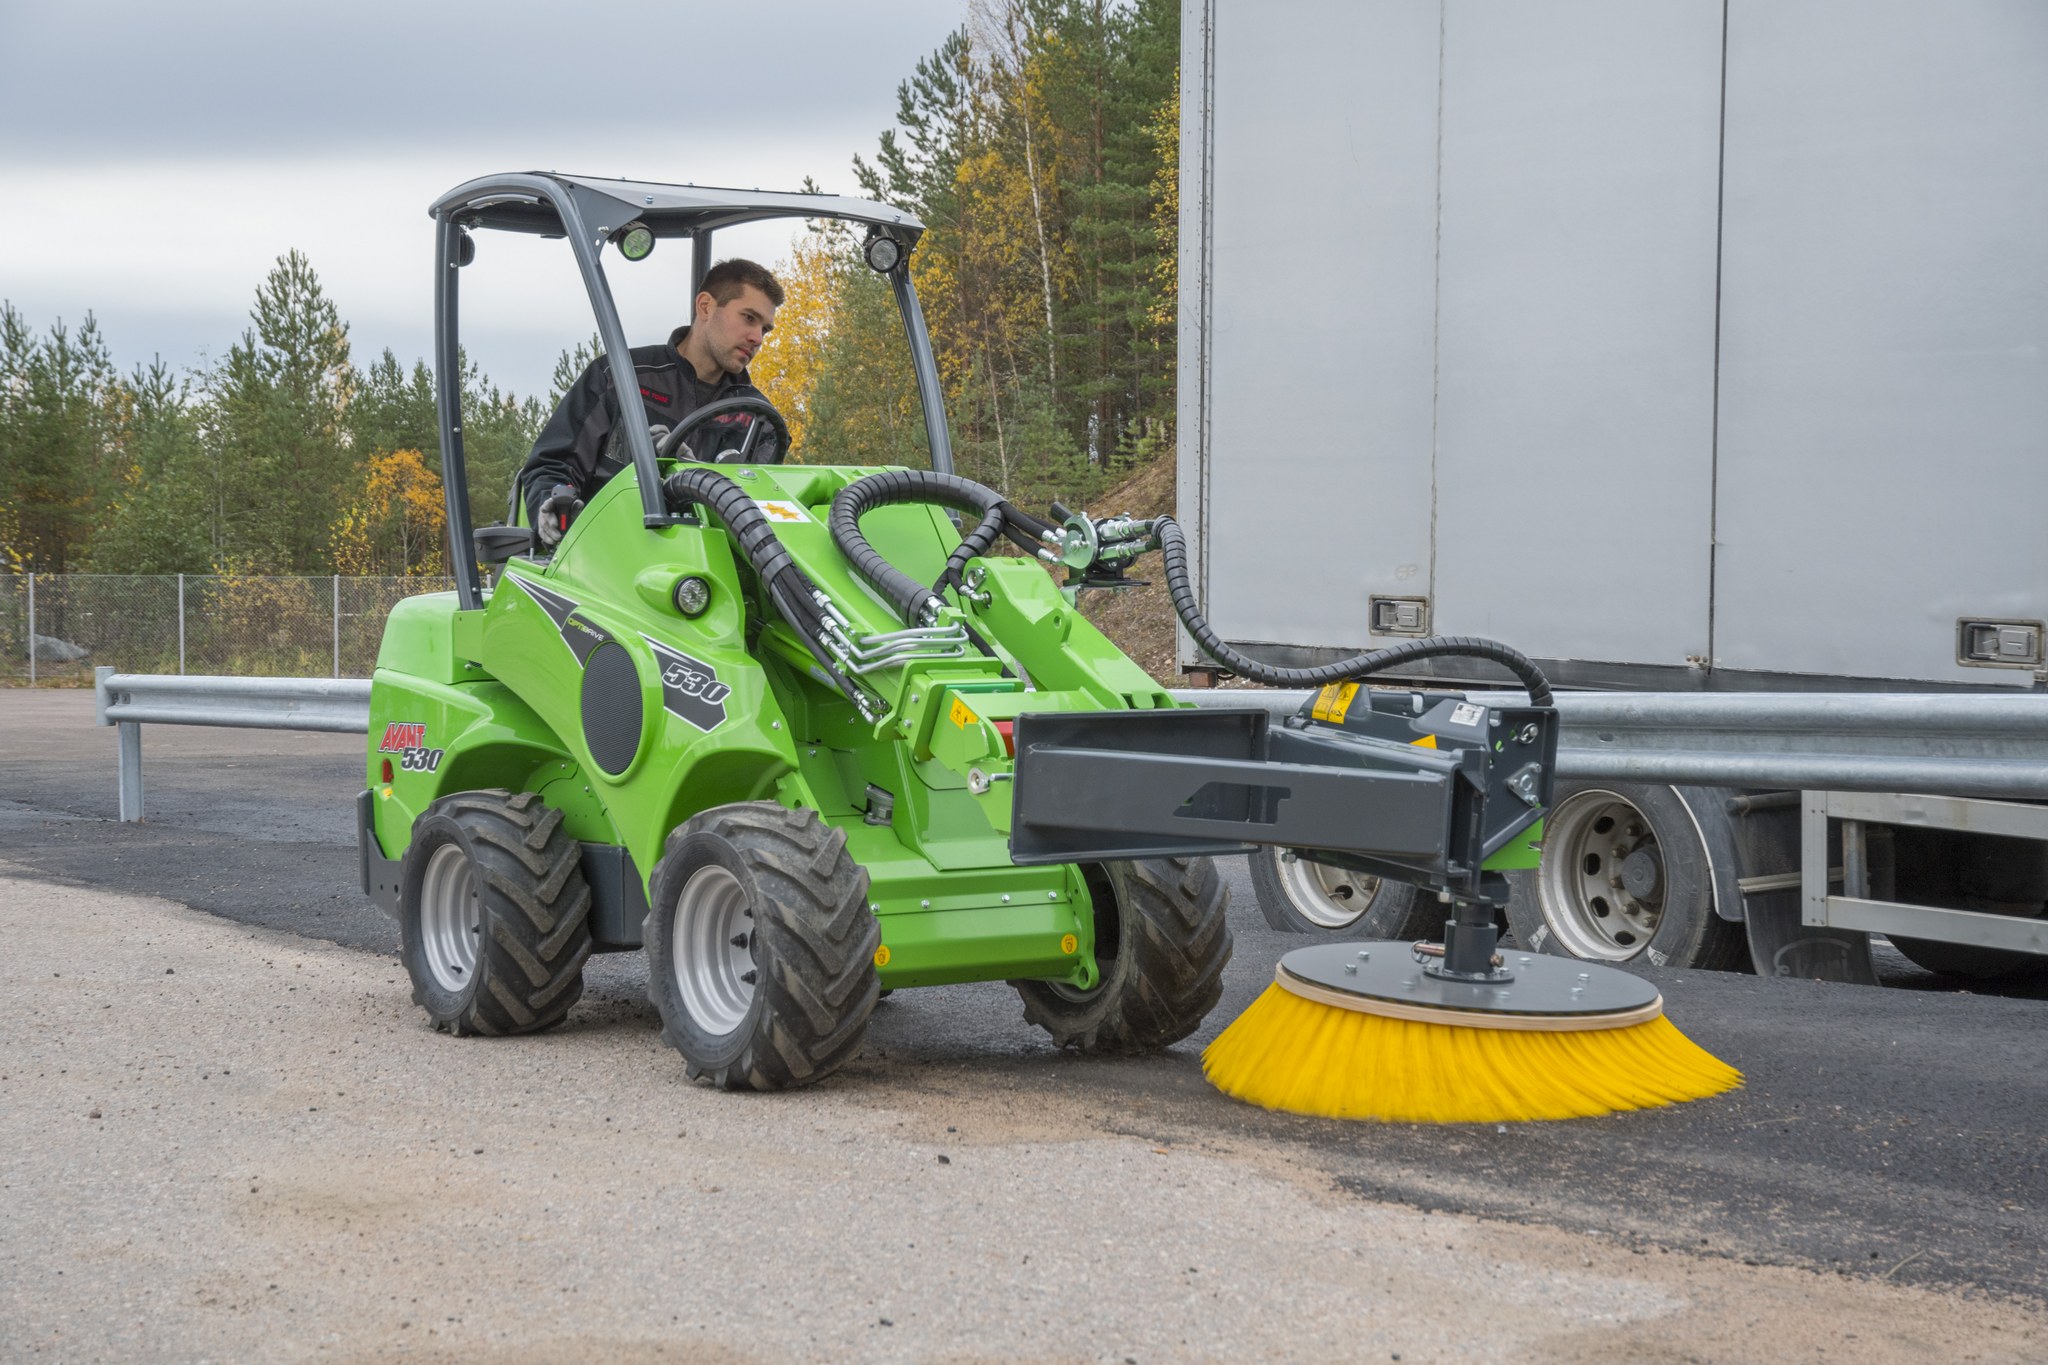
<box><xmin>431</xmin><ymin>172</ymin><xmax>924</xmax><ymax>244</ymax></box>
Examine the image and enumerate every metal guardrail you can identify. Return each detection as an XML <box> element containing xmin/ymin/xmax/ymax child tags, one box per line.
<box><xmin>1171</xmin><ymin>688</ymin><xmax>2048</xmax><ymax>801</ymax></box>
<box><xmin>94</xmin><ymin>667</ymin><xmax>372</xmax><ymax>822</ymax></box>
<box><xmin>91</xmin><ymin>669</ymin><xmax>2048</xmax><ymax>822</ymax></box>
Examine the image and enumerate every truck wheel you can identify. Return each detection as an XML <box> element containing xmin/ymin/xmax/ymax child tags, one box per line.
<box><xmin>399</xmin><ymin>790</ymin><xmax>593</xmax><ymax>1036</ymax></box>
<box><xmin>1247</xmin><ymin>845</ymin><xmax>1433</xmax><ymax>938</ymax></box>
<box><xmin>644</xmin><ymin>802</ymin><xmax>879</xmax><ymax>1091</ymax></box>
<box><xmin>1506</xmin><ymin>782</ymin><xmax>1747</xmax><ymax>971</ymax></box>
<box><xmin>1015</xmin><ymin>857</ymin><xmax>1232</xmax><ymax>1052</ymax></box>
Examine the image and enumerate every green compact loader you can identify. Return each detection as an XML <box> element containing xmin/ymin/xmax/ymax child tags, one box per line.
<box><xmin>359</xmin><ymin>173</ymin><xmax>1561</xmax><ymax>1089</ymax></box>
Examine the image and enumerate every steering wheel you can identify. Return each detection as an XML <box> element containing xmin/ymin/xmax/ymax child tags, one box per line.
<box><xmin>653</xmin><ymin>392</ymin><xmax>793</xmax><ymax>465</ymax></box>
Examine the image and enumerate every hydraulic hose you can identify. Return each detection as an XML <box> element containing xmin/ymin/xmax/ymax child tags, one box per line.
<box><xmin>1154</xmin><ymin>516</ymin><xmax>1555</xmax><ymax>705</ymax></box>
<box><xmin>663</xmin><ymin>465</ymin><xmax>850</xmax><ymax>698</ymax></box>
<box><xmin>829</xmin><ymin>470</ymin><xmax>1055</xmax><ymax>625</ymax></box>
<box><xmin>824</xmin><ymin>468</ymin><xmax>1554</xmax><ymax>705</ymax></box>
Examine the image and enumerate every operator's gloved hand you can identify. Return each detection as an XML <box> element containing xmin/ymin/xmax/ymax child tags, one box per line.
<box><xmin>537</xmin><ymin>483</ymin><xmax>584</xmax><ymax>548</ymax></box>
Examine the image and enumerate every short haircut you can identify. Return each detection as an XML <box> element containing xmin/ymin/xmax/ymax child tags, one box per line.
<box><xmin>700</xmin><ymin>258</ymin><xmax>785</xmax><ymax>309</ymax></box>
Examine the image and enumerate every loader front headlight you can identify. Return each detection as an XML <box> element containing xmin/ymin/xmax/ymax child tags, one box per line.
<box><xmin>862</xmin><ymin>231</ymin><xmax>903</xmax><ymax>274</ymax></box>
<box><xmin>672</xmin><ymin>576</ymin><xmax>711</xmax><ymax>617</ymax></box>
<box><xmin>612</xmin><ymin>221</ymin><xmax>656</xmax><ymax>262</ymax></box>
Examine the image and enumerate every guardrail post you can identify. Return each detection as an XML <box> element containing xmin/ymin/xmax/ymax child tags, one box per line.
<box><xmin>177</xmin><ymin>573</ymin><xmax>186</xmax><ymax>675</ymax></box>
<box><xmin>117</xmin><ymin>720</ymin><xmax>143</xmax><ymax>823</ymax></box>
<box><xmin>26</xmin><ymin>571</ymin><xmax>34</xmax><ymax>687</ymax></box>
<box><xmin>332</xmin><ymin>574</ymin><xmax>341</xmax><ymax>679</ymax></box>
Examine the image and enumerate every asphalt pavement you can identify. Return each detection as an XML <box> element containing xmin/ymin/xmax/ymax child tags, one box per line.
<box><xmin>4</xmin><ymin>689</ymin><xmax>2044</xmax><ymax>1308</ymax></box>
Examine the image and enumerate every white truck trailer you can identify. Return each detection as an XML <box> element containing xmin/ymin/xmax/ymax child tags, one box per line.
<box><xmin>1173</xmin><ymin>0</ymin><xmax>2048</xmax><ymax>983</ymax></box>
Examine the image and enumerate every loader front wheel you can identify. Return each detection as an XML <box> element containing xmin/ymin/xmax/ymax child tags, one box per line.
<box><xmin>645</xmin><ymin>802</ymin><xmax>879</xmax><ymax>1091</ymax></box>
<box><xmin>399</xmin><ymin>790</ymin><xmax>593</xmax><ymax>1036</ymax></box>
<box><xmin>1015</xmin><ymin>857</ymin><xmax>1232</xmax><ymax>1053</ymax></box>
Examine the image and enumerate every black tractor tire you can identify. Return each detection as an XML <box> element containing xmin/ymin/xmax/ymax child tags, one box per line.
<box><xmin>398</xmin><ymin>789</ymin><xmax>593</xmax><ymax>1036</ymax></box>
<box><xmin>1505</xmin><ymin>781</ymin><xmax>1748</xmax><ymax>972</ymax></box>
<box><xmin>1015</xmin><ymin>857</ymin><xmax>1232</xmax><ymax>1052</ymax></box>
<box><xmin>645</xmin><ymin>802</ymin><xmax>879</xmax><ymax>1091</ymax></box>
<box><xmin>1247</xmin><ymin>846</ymin><xmax>1436</xmax><ymax>939</ymax></box>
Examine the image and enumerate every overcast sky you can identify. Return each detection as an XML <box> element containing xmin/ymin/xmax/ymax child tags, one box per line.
<box><xmin>0</xmin><ymin>0</ymin><xmax>965</xmax><ymax>398</ymax></box>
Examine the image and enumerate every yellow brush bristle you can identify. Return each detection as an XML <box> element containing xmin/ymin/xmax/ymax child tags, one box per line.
<box><xmin>1202</xmin><ymin>982</ymin><xmax>1742</xmax><ymax>1124</ymax></box>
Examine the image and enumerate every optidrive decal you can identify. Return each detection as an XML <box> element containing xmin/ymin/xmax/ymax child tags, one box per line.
<box><xmin>505</xmin><ymin>574</ymin><xmax>611</xmax><ymax>665</ymax></box>
<box><xmin>642</xmin><ymin>635</ymin><xmax>731</xmax><ymax>732</ymax></box>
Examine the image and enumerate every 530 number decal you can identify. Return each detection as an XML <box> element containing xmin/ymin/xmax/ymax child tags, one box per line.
<box><xmin>397</xmin><ymin>746</ymin><xmax>445</xmax><ymax>773</ymax></box>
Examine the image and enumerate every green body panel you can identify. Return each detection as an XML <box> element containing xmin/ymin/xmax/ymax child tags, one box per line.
<box><xmin>1482</xmin><ymin>819</ymin><xmax>1546</xmax><ymax>872</ymax></box>
<box><xmin>369</xmin><ymin>462</ymin><xmax>1163</xmax><ymax>990</ymax></box>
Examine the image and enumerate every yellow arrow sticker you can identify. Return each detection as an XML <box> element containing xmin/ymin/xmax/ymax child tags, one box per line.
<box><xmin>1411</xmin><ymin>734</ymin><xmax>1438</xmax><ymax>749</ymax></box>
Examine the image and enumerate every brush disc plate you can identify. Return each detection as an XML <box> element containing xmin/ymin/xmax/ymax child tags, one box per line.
<box><xmin>1276</xmin><ymin>942</ymin><xmax>1663</xmax><ymax>1032</ymax></box>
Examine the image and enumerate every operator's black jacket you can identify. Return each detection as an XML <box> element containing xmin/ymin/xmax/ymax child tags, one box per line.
<box><xmin>518</xmin><ymin>325</ymin><xmax>779</xmax><ymax>526</ymax></box>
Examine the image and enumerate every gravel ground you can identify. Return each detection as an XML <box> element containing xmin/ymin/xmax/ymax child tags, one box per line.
<box><xmin>5</xmin><ymin>690</ymin><xmax>2047</xmax><ymax>1360</ymax></box>
<box><xmin>5</xmin><ymin>871</ymin><xmax>2045</xmax><ymax>1363</ymax></box>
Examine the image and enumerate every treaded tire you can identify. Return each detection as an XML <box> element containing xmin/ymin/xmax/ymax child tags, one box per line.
<box><xmin>1247</xmin><ymin>846</ymin><xmax>1435</xmax><ymax>938</ymax></box>
<box><xmin>1506</xmin><ymin>781</ymin><xmax>1748</xmax><ymax>972</ymax></box>
<box><xmin>1015</xmin><ymin>857</ymin><xmax>1232</xmax><ymax>1052</ymax></box>
<box><xmin>645</xmin><ymin>802</ymin><xmax>879</xmax><ymax>1091</ymax></box>
<box><xmin>398</xmin><ymin>789</ymin><xmax>593</xmax><ymax>1036</ymax></box>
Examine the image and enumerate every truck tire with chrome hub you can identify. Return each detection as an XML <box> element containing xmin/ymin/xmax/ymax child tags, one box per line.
<box><xmin>1505</xmin><ymin>781</ymin><xmax>1747</xmax><ymax>971</ymax></box>
<box><xmin>1247</xmin><ymin>845</ymin><xmax>1434</xmax><ymax>938</ymax></box>
<box><xmin>645</xmin><ymin>802</ymin><xmax>880</xmax><ymax>1090</ymax></box>
<box><xmin>398</xmin><ymin>789</ymin><xmax>594</xmax><ymax>1036</ymax></box>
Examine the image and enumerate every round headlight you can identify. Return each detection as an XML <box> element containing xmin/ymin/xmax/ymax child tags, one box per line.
<box><xmin>615</xmin><ymin>222</ymin><xmax>656</xmax><ymax>262</ymax></box>
<box><xmin>863</xmin><ymin>232</ymin><xmax>903</xmax><ymax>274</ymax></box>
<box><xmin>672</xmin><ymin>576</ymin><xmax>711</xmax><ymax>617</ymax></box>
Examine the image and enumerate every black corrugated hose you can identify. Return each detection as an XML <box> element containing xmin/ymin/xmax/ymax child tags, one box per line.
<box><xmin>823</xmin><ymin>468</ymin><xmax>1554</xmax><ymax>705</ymax></box>
<box><xmin>663</xmin><ymin>465</ymin><xmax>848</xmax><ymax>689</ymax></box>
<box><xmin>1153</xmin><ymin>516</ymin><xmax>1554</xmax><ymax>705</ymax></box>
<box><xmin>828</xmin><ymin>470</ymin><xmax>1056</xmax><ymax>625</ymax></box>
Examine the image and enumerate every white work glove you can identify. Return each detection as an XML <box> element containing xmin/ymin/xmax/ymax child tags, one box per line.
<box><xmin>537</xmin><ymin>483</ymin><xmax>584</xmax><ymax>547</ymax></box>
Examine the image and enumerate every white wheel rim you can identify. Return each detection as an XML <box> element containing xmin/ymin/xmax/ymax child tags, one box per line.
<box><xmin>420</xmin><ymin>842</ymin><xmax>482</xmax><ymax>992</ymax></box>
<box><xmin>1535</xmin><ymin>789</ymin><xmax>1663</xmax><ymax>961</ymax></box>
<box><xmin>673</xmin><ymin>865</ymin><xmax>756</xmax><ymax>1035</ymax></box>
<box><xmin>1275</xmin><ymin>851</ymin><xmax>1381</xmax><ymax>930</ymax></box>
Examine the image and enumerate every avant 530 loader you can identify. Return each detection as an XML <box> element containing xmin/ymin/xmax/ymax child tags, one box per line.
<box><xmin>359</xmin><ymin>173</ymin><xmax>1560</xmax><ymax>1090</ymax></box>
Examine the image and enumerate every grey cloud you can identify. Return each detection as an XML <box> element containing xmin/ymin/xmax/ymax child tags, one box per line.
<box><xmin>0</xmin><ymin>0</ymin><xmax>963</xmax><ymax>161</ymax></box>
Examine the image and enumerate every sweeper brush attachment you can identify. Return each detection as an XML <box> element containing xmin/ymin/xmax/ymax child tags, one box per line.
<box><xmin>1201</xmin><ymin>943</ymin><xmax>1742</xmax><ymax>1123</ymax></box>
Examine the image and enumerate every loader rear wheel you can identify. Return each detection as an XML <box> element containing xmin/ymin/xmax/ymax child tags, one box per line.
<box><xmin>1248</xmin><ymin>845</ymin><xmax>1433</xmax><ymax>938</ymax></box>
<box><xmin>1014</xmin><ymin>857</ymin><xmax>1232</xmax><ymax>1052</ymax></box>
<box><xmin>399</xmin><ymin>790</ymin><xmax>593</xmax><ymax>1036</ymax></box>
<box><xmin>644</xmin><ymin>802</ymin><xmax>879</xmax><ymax>1091</ymax></box>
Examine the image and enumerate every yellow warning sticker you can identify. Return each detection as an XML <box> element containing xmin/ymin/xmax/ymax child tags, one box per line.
<box><xmin>873</xmin><ymin>945</ymin><xmax>892</xmax><ymax>967</ymax></box>
<box><xmin>1311</xmin><ymin>681</ymin><xmax>1361</xmax><ymax>724</ymax></box>
<box><xmin>949</xmin><ymin>696</ymin><xmax>978</xmax><ymax>728</ymax></box>
<box><xmin>1060</xmin><ymin>934</ymin><xmax>1079</xmax><ymax>955</ymax></box>
<box><xmin>1411</xmin><ymin>734</ymin><xmax>1438</xmax><ymax>749</ymax></box>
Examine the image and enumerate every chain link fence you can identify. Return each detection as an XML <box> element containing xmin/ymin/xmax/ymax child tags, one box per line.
<box><xmin>0</xmin><ymin>574</ymin><xmax>457</xmax><ymax>686</ymax></box>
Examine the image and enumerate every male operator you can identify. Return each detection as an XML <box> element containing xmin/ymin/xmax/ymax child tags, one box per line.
<box><xmin>519</xmin><ymin>258</ymin><xmax>785</xmax><ymax>546</ymax></box>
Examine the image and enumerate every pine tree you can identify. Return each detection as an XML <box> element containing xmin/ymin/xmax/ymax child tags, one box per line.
<box><xmin>0</xmin><ymin>305</ymin><xmax>122</xmax><ymax>571</ymax></box>
<box><xmin>88</xmin><ymin>358</ymin><xmax>213</xmax><ymax>574</ymax></box>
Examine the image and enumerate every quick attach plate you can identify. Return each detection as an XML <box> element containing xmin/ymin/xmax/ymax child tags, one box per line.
<box><xmin>1275</xmin><ymin>942</ymin><xmax>1663</xmax><ymax>1032</ymax></box>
